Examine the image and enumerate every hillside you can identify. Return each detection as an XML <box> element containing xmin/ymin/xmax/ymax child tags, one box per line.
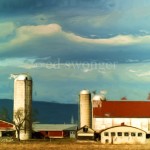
<box><xmin>0</xmin><ymin>99</ymin><xmax>78</xmax><ymax>124</ymax></box>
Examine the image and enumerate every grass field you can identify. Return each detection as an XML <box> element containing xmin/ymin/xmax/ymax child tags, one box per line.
<box><xmin>0</xmin><ymin>140</ymin><xmax>150</xmax><ymax>150</ymax></box>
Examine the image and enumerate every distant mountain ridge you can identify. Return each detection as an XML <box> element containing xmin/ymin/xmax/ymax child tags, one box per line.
<box><xmin>0</xmin><ymin>99</ymin><xmax>78</xmax><ymax>124</ymax></box>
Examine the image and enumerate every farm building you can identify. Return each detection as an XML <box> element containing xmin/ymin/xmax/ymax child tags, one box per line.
<box><xmin>92</xmin><ymin>99</ymin><xmax>150</xmax><ymax>134</ymax></box>
<box><xmin>0</xmin><ymin>120</ymin><xmax>15</xmax><ymax>137</ymax></box>
<box><xmin>77</xmin><ymin>125</ymin><xmax>94</xmax><ymax>140</ymax></box>
<box><xmin>100</xmin><ymin>125</ymin><xmax>146</xmax><ymax>144</ymax></box>
<box><xmin>79</xmin><ymin>90</ymin><xmax>150</xmax><ymax>143</ymax></box>
<box><xmin>32</xmin><ymin>124</ymin><xmax>77</xmax><ymax>139</ymax></box>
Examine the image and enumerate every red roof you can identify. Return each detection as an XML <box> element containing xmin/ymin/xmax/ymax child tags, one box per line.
<box><xmin>93</xmin><ymin>101</ymin><xmax>150</xmax><ymax>118</ymax></box>
<box><xmin>0</xmin><ymin>120</ymin><xmax>14</xmax><ymax>130</ymax></box>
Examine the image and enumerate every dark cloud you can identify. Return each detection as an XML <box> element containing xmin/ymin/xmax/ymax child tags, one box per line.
<box><xmin>0</xmin><ymin>0</ymin><xmax>115</xmax><ymax>14</ymax></box>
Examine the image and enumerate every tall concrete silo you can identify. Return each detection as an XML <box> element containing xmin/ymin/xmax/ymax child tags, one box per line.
<box><xmin>13</xmin><ymin>74</ymin><xmax>32</xmax><ymax>140</ymax></box>
<box><xmin>79</xmin><ymin>90</ymin><xmax>91</xmax><ymax>128</ymax></box>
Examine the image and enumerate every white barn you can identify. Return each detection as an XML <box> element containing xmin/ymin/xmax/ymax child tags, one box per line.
<box><xmin>101</xmin><ymin>125</ymin><xmax>146</xmax><ymax>144</ymax></box>
<box><xmin>79</xmin><ymin>91</ymin><xmax>150</xmax><ymax>143</ymax></box>
<box><xmin>92</xmin><ymin>99</ymin><xmax>150</xmax><ymax>134</ymax></box>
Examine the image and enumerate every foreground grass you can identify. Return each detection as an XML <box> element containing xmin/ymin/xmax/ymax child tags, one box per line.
<box><xmin>0</xmin><ymin>140</ymin><xmax>150</xmax><ymax>150</ymax></box>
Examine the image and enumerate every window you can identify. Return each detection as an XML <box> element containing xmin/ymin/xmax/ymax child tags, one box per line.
<box><xmin>83</xmin><ymin>126</ymin><xmax>88</xmax><ymax>133</ymax></box>
<box><xmin>131</xmin><ymin>132</ymin><xmax>136</xmax><ymax>136</ymax></box>
<box><xmin>104</xmin><ymin>132</ymin><xmax>109</xmax><ymax>136</ymax></box>
<box><xmin>111</xmin><ymin>132</ymin><xmax>115</xmax><ymax>136</ymax></box>
<box><xmin>70</xmin><ymin>131</ymin><xmax>74</xmax><ymax>134</ymax></box>
<box><xmin>118</xmin><ymin>132</ymin><xmax>122</xmax><ymax>136</ymax></box>
<box><xmin>124</xmin><ymin>132</ymin><xmax>129</xmax><ymax>136</ymax></box>
<box><xmin>138</xmin><ymin>133</ymin><xmax>142</xmax><ymax>137</ymax></box>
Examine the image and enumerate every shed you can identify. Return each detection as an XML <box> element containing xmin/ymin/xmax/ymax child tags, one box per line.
<box><xmin>77</xmin><ymin>125</ymin><xmax>95</xmax><ymax>140</ymax></box>
<box><xmin>100</xmin><ymin>125</ymin><xmax>146</xmax><ymax>144</ymax></box>
<box><xmin>0</xmin><ymin>120</ymin><xmax>15</xmax><ymax>137</ymax></box>
<box><xmin>32</xmin><ymin>124</ymin><xmax>77</xmax><ymax>139</ymax></box>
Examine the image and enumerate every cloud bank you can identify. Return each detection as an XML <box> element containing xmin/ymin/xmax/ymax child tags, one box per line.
<box><xmin>2</xmin><ymin>23</ymin><xmax>150</xmax><ymax>53</ymax></box>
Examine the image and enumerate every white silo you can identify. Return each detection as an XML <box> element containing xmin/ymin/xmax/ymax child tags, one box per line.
<box><xmin>13</xmin><ymin>74</ymin><xmax>32</xmax><ymax>140</ymax></box>
<box><xmin>92</xmin><ymin>94</ymin><xmax>106</xmax><ymax>101</ymax></box>
<box><xmin>92</xmin><ymin>94</ymin><xmax>106</xmax><ymax>130</ymax></box>
<box><xmin>79</xmin><ymin>90</ymin><xmax>91</xmax><ymax>128</ymax></box>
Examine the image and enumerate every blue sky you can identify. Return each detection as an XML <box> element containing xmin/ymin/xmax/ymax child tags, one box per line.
<box><xmin>1</xmin><ymin>0</ymin><xmax>150</xmax><ymax>103</ymax></box>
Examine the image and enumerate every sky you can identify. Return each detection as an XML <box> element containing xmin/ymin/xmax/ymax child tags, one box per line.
<box><xmin>1</xmin><ymin>0</ymin><xmax>150</xmax><ymax>103</ymax></box>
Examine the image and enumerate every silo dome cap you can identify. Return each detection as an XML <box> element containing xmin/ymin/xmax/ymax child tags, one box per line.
<box><xmin>92</xmin><ymin>94</ymin><xmax>105</xmax><ymax>101</ymax></box>
<box><xmin>80</xmin><ymin>90</ymin><xmax>90</xmax><ymax>94</ymax></box>
<box><xmin>15</xmin><ymin>74</ymin><xmax>32</xmax><ymax>81</ymax></box>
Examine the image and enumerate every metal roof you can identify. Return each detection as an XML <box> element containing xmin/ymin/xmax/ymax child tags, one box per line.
<box><xmin>0</xmin><ymin>120</ymin><xmax>15</xmax><ymax>131</ymax></box>
<box><xmin>93</xmin><ymin>100</ymin><xmax>150</xmax><ymax>118</ymax></box>
<box><xmin>80</xmin><ymin>90</ymin><xmax>90</xmax><ymax>95</ymax></box>
<box><xmin>32</xmin><ymin>124</ymin><xmax>77</xmax><ymax>132</ymax></box>
<box><xmin>15</xmin><ymin>74</ymin><xmax>32</xmax><ymax>81</ymax></box>
<box><xmin>92</xmin><ymin>95</ymin><xmax>105</xmax><ymax>101</ymax></box>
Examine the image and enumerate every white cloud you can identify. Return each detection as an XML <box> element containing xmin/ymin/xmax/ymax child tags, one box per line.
<box><xmin>2</xmin><ymin>23</ymin><xmax>150</xmax><ymax>52</ymax></box>
<box><xmin>0</xmin><ymin>23</ymin><xmax>62</xmax><ymax>51</ymax></box>
<box><xmin>83</xmin><ymin>69</ymin><xmax>92</xmax><ymax>73</ymax></box>
<box><xmin>128</xmin><ymin>69</ymin><xmax>136</xmax><ymax>73</ymax></box>
<box><xmin>11</xmin><ymin>24</ymin><xmax>61</xmax><ymax>45</ymax></box>
<box><xmin>118</xmin><ymin>62</ymin><xmax>150</xmax><ymax>82</ymax></box>
<box><xmin>0</xmin><ymin>22</ymin><xmax>15</xmax><ymax>37</ymax></box>
<box><xmin>17</xmin><ymin>24</ymin><xmax>61</xmax><ymax>36</ymax></box>
<box><xmin>65</xmin><ymin>33</ymin><xmax>150</xmax><ymax>45</ymax></box>
<box><xmin>136</xmin><ymin>71</ymin><xmax>150</xmax><ymax>77</ymax></box>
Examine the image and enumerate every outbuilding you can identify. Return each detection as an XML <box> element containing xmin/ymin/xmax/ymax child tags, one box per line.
<box><xmin>0</xmin><ymin>120</ymin><xmax>15</xmax><ymax>137</ymax></box>
<box><xmin>32</xmin><ymin>124</ymin><xmax>77</xmax><ymax>139</ymax></box>
<box><xmin>77</xmin><ymin>125</ymin><xmax>95</xmax><ymax>140</ymax></box>
<box><xmin>100</xmin><ymin>125</ymin><xmax>146</xmax><ymax>144</ymax></box>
